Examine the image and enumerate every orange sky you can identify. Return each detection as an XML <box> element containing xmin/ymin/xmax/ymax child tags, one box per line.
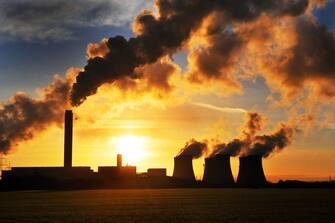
<box><xmin>1</xmin><ymin>0</ymin><xmax>335</xmax><ymax>183</ymax></box>
<box><xmin>4</xmin><ymin>95</ymin><xmax>335</xmax><ymax>182</ymax></box>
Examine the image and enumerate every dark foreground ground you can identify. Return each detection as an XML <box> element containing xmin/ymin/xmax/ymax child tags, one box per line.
<box><xmin>0</xmin><ymin>188</ymin><xmax>334</xmax><ymax>223</ymax></box>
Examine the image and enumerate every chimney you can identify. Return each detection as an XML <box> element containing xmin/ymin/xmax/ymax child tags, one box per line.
<box><xmin>203</xmin><ymin>154</ymin><xmax>235</xmax><ymax>187</ymax></box>
<box><xmin>172</xmin><ymin>155</ymin><xmax>195</xmax><ymax>181</ymax></box>
<box><xmin>117</xmin><ymin>154</ymin><xmax>122</xmax><ymax>168</ymax></box>
<box><xmin>236</xmin><ymin>155</ymin><xmax>267</xmax><ymax>187</ymax></box>
<box><xmin>64</xmin><ymin>110</ymin><xmax>73</xmax><ymax>168</ymax></box>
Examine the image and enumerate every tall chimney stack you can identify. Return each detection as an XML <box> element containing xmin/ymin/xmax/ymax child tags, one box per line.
<box><xmin>117</xmin><ymin>154</ymin><xmax>122</xmax><ymax>168</ymax></box>
<box><xmin>64</xmin><ymin>110</ymin><xmax>73</xmax><ymax>168</ymax></box>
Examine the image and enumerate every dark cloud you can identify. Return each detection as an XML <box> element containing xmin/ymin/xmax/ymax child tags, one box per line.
<box><xmin>113</xmin><ymin>59</ymin><xmax>178</xmax><ymax>95</ymax></box>
<box><xmin>0</xmin><ymin>0</ymin><xmax>149</xmax><ymax>41</ymax></box>
<box><xmin>279</xmin><ymin>17</ymin><xmax>335</xmax><ymax>97</ymax></box>
<box><xmin>70</xmin><ymin>0</ymin><xmax>309</xmax><ymax>106</ymax></box>
<box><xmin>187</xmin><ymin>28</ymin><xmax>244</xmax><ymax>90</ymax></box>
<box><xmin>217</xmin><ymin>0</ymin><xmax>308</xmax><ymax>21</ymax></box>
<box><xmin>1</xmin><ymin>0</ymin><xmax>330</xmax><ymax>156</ymax></box>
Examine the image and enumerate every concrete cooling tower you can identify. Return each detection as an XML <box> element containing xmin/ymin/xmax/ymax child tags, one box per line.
<box><xmin>172</xmin><ymin>155</ymin><xmax>195</xmax><ymax>181</ymax></box>
<box><xmin>202</xmin><ymin>154</ymin><xmax>235</xmax><ymax>187</ymax></box>
<box><xmin>237</xmin><ymin>155</ymin><xmax>267</xmax><ymax>187</ymax></box>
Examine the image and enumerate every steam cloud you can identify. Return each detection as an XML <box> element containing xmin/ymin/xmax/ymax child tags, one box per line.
<box><xmin>212</xmin><ymin>113</ymin><xmax>294</xmax><ymax>157</ymax></box>
<box><xmin>179</xmin><ymin>113</ymin><xmax>295</xmax><ymax>159</ymax></box>
<box><xmin>176</xmin><ymin>139</ymin><xmax>208</xmax><ymax>159</ymax></box>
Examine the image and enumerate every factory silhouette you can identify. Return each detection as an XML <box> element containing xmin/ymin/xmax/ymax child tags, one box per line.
<box><xmin>0</xmin><ymin>110</ymin><xmax>333</xmax><ymax>190</ymax></box>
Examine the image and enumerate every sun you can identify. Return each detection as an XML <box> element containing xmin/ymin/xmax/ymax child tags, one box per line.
<box><xmin>112</xmin><ymin>135</ymin><xmax>148</xmax><ymax>165</ymax></box>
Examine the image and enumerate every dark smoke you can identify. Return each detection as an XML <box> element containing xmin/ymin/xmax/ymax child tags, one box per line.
<box><xmin>211</xmin><ymin>139</ymin><xmax>246</xmax><ymax>157</ymax></box>
<box><xmin>279</xmin><ymin>17</ymin><xmax>335</xmax><ymax>98</ymax></box>
<box><xmin>177</xmin><ymin>139</ymin><xmax>208</xmax><ymax>159</ymax></box>
<box><xmin>250</xmin><ymin>124</ymin><xmax>294</xmax><ymax>158</ymax></box>
<box><xmin>71</xmin><ymin>0</ymin><xmax>309</xmax><ymax>106</ymax></box>
<box><xmin>244</xmin><ymin>112</ymin><xmax>264</xmax><ymax>136</ymax></box>
<box><xmin>0</xmin><ymin>0</ymin><xmax>323</xmax><ymax>155</ymax></box>
<box><xmin>0</xmin><ymin>75</ymin><xmax>72</xmax><ymax>154</ymax></box>
<box><xmin>209</xmin><ymin>112</ymin><xmax>294</xmax><ymax>158</ymax></box>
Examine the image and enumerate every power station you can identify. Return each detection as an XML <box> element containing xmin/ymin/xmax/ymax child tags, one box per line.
<box><xmin>64</xmin><ymin>110</ymin><xmax>73</xmax><ymax>168</ymax></box>
<box><xmin>0</xmin><ymin>110</ymin><xmax>274</xmax><ymax>190</ymax></box>
<box><xmin>173</xmin><ymin>155</ymin><xmax>196</xmax><ymax>181</ymax></box>
<box><xmin>236</xmin><ymin>155</ymin><xmax>267</xmax><ymax>187</ymax></box>
<box><xmin>203</xmin><ymin>154</ymin><xmax>235</xmax><ymax>187</ymax></box>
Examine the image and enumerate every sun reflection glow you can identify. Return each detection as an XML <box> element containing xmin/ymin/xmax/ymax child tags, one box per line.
<box><xmin>110</xmin><ymin>135</ymin><xmax>149</xmax><ymax>165</ymax></box>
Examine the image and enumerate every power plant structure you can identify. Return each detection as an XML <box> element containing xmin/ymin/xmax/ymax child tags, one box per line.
<box><xmin>236</xmin><ymin>155</ymin><xmax>267</xmax><ymax>187</ymax></box>
<box><xmin>172</xmin><ymin>155</ymin><xmax>196</xmax><ymax>181</ymax></box>
<box><xmin>203</xmin><ymin>154</ymin><xmax>235</xmax><ymax>187</ymax></box>
<box><xmin>64</xmin><ymin>110</ymin><xmax>73</xmax><ymax>168</ymax></box>
<box><xmin>0</xmin><ymin>110</ymin><xmax>177</xmax><ymax>190</ymax></box>
<box><xmin>0</xmin><ymin>109</ymin><xmax>279</xmax><ymax>190</ymax></box>
<box><xmin>98</xmin><ymin>153</ymin><xmax>136</xmax><ymax>180</ymax></box>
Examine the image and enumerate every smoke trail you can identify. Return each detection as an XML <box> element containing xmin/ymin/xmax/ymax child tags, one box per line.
<box><xmin>1</xmin><ymin>0</ymin><xmax>331</xmax><ymax>155</ymax></box>
<box><xmin>70</xmin><ymin>0</ymin><xmax>309</xmax><ymax>106</ymax></box>
<box><xmin>176</xmin><ymin>139</ymin><xmax>208</xmax><ymax>159</ymax></box>
<box><xmin>249</xmin><ymin>124</ymin><xmax>294</xmax><ymax>157</ymax></box>
<box><xmin>0</xmin><ymin>71</ymin><xmax>75</xmax><ymax>154</ymax></box>
<box><xmin>209</xmin><ymin>112</ymin><xmax>294</xmax><ymax>158</ymax></box>
<box><xmin>243</xmin><ymin>112</ymin><xmax>264</xmax><ymax>137</ymax></box>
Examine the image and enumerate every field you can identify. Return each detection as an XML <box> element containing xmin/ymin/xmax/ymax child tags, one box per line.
<box><xmin>0</xmin><ymin>188</ymin><xmax>334</xmax><ymax>223</ymax></box>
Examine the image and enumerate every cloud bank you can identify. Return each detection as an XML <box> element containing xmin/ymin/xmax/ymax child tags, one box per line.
<box><xmin>0</xmin><ymin>0</ymin><xmax>151</xmax><ymax>41</ymax></box>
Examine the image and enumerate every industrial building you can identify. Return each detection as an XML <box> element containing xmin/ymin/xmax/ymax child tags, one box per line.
<box><xmin>0</xmin><ymin>110</ymin><xmax>140</xmax><ymax>189</ymax></box>
<box><xmin>1</xmin><ymin>110</ymin><xmax>94</xmax><ymax>189</ymax></box>
<box><xmin>0</xmin><ymin>109</ymin><xmax>274</xmax><ymax>190</ymax></box>
<box><xmin>98</xmin><ymin>148</ymin><xmax>137</xmax><ymax>179</ymax></box>
<box><xmin>147</xmin><ymin>168</ymin><xmax>166</xmax><ymax>177</ymax></box>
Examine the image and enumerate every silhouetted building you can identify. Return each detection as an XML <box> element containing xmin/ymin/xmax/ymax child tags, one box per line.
<box><xmin>173</xmin><ymin>155</ymin><xmax>195</xmax><ymax>181</ymax></box>
<box><xmin>98</xmin><ymin>166</ymin><xmax>136</xmax><ymax>179</ymax></box>
<box><xmin>98</xmin><ymin>154</ymin><xmax>136</xmax><ymax>179</ymax></box>
<box><xmin>147</xmin><ymin>168</ymin><xmax>166</xmax><ymax>177</ymax></box>
<box><xmin>237</xmin><ymin>155</ymin><xmax>267</xmax><ymax>187</ymax></box>
<box><xmin>2</xmin><ymin>167</ymin><xmax>93</xmax><ymax>182</ymax></box>
<box><xmin>203</xmin><ymin>154</ymin><xmax>235</xmax><ymax>187</ymax></box>
<box><xmin>0</xmin><ymin>110</ymin><xmax>94</xmax><ymax>189</ymax></box>
<box><xmin>64</xmin><ymin>110</ymin><xmax>73</xmax><ymax>168</ymax></box>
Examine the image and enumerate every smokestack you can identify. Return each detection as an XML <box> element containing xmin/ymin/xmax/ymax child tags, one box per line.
<box><xmin>173</xmin><ymin>155</ymin><xmax>195</xmax><ymax>181</ymax></box>
<box><xmin>117</xmin><ymin>154</ymin><xmax>122</xmax><ymax>168</ymax></box>
<box><xmin>64</xmin><ymin>110</ymin><xmax>73</xmax><ymax>168</ymax></box>
<box><xmin>203</xmin><ymin>154</ymin><xmax>235</xmax><ymax>187</ymax></box>
<box><xmin>236</xmin><ymin>155</ymin><xmax>267</xmax><ymax>187</ymax></box>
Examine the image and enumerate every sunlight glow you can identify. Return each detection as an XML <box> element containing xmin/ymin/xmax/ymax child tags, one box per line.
<box><xmin>111</xmin><ymin>135</ymin><xmax>149</xmax><ymax>165</ymax></box>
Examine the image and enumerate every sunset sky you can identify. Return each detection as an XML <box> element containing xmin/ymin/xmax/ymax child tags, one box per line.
<box><xmin>0</xmin><ymin>0</ymin><xmax>334</xmax><ymax>182</ymax></box>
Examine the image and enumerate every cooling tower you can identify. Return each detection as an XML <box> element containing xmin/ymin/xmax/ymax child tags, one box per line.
<box><xmin>64</xmin><ymin>110</ymin><xmax>73</xmax><ymax>168</ymax></box>
<box><xmin>172</xmin><ymin>155</ymin><xmax>195</xmax><ymax>181</ymax></box>
<box><xmin>237</xmin><ymin>155</ymin><xmax>267</xmax><ymax>187</ymax></box>
<box><xmin>203</xmin><ymin>154</ymin><xmax>235</xmax><ymax>187</ymax></box>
